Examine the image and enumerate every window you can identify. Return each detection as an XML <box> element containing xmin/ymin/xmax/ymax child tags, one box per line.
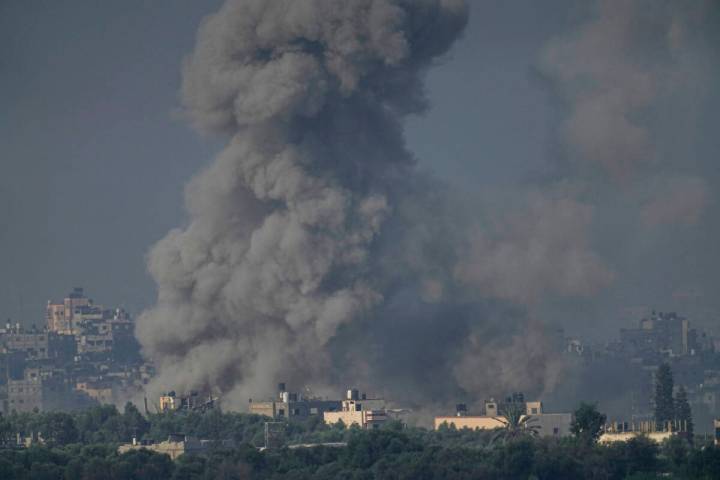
<box><xmin>531</xmin><ymin>408</ymin><xmax>538</xmax><ymax>414</ymax></box>
<box><xmin>278</xmin><ymin>409</ymin><xmax>285</xmax><ymax>417</ymax></box>
<box><xmin>553</xmin><ymin>427</ymin><xmax>559</xmax><ymax>435</ymax></box>
<box><xmin>310</xmin><ymin>408</ymin><xmax>318</xmax><ymax>415</ymax></box>
<box><xmin>293</xmin><ymin>408</ymin><xmax>301</xmax><ymax>416</ymax></box>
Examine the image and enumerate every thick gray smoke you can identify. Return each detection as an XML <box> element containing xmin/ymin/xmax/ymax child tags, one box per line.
<box><xmin>137</xmin><ymin>0</ymin><xmax>485</xmax><ymax>408</ymax></box>
<box><xmin>534</xmin><ymin>0</ymin><xmax>720</xmax><ymax>410</ymax></box>
<box><xmin>138</xmin><ymin>0</ymin><xmax>716</xmax><ymax>412</ymax></box>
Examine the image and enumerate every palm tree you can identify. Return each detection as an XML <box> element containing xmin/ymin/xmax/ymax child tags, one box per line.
<box><xmin>491</xmin><ymin>402</ymin><xmax>540</xmax><ymax>444</ymax></box>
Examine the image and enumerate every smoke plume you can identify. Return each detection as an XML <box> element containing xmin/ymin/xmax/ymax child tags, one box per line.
<box><xmin>137</xmin><ymin>0</ymin><xmax>719</xmax><ymax>411</ymax></box>
<box><xmin>138</xmin><ymin>0</ymin><xmax>485</xmax><ymax>407</ymax></box>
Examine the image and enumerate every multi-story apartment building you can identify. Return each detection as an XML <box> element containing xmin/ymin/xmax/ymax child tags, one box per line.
<box><xmin>0</xmin><ymin>324</ymin><xmax>76</xmax><ymax>362</ymax></box>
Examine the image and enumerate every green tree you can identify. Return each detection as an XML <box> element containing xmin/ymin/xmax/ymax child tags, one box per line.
<box><xmin>674</xmin><ymin>386</ymin><xmax>693</xmax><ymax>441</ymax></box>
<box><xmin>42</xmin><ymin>412</ymin><xmax>79</xmax><ymax>446</ymax></box>
<box><xmin>0</xmin><ymin>414</ymin><xmax>13</xmax><ymax>447</ymax></box>
<box><xmin>662</xmin><ymin>435</ymin><xmax>690</xmax><ymax>475</ymax></box>
<box><xmin>571</xmin><ymin>402</ymin><xmax>607</xmax><ymax>445</ymax></box>
<box><xmin>654</xmin><ymin>363</ymin><xmax>675</xmax><ymax>429</ymax></box>
<box><xmin>492</xmin><ymin>401</ymin><xmax>539</xmax><ymax>444</ymax></box>
<box><xmin>122</xmin><ymin>402</ymin><xmax>150</xmax><ymax>441</ymax></box>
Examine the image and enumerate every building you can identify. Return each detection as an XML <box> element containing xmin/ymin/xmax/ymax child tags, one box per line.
<box><xmin>46</xmin><ymin>287</ymin><xmax>92</xmax><ymax>334</ymax></box>
<box><xmin>323</xmin><ymin>389</ymin><xmax>389</xmax><ymax>429</ymax></box>
<box><xmin>249</xmin><ymin>383</ymin><xmax>341</xmax><ymax>419</ymax></box>
<box><xmin>434</xmin><ymin>397</ymin><xmax>573</xmax><ymax>438</ymax></box>
<box><xmin>620</xmin><ymin>311</ymin><xmax>694</xmax><ymax>357</ymax></box>
<box><xmin>0</xmin><ymin>324</ymin><xmax>76</xmax><ymax>362</ymax></box>
<box><xmin>159</xmin><ymin>391</ymin><xmax>215</xmax><ymax>412</ymax></box>
<box><xmin>0</xmin><ymin>287</ymin><xmax>148</xmax><ymax>413</ymax></box>
<box><xmin>598</xmin><ymin>421</ymin><xmax>681</xmax><ymax>444</ymax></box>
<box><xmin>118</xmin><ymin>434</ymin><xmax>234</xmax><ymax>460</ymax></box>
<box><xmin>76</xmin><ymin>381</ymin><xmax>114</xmax><ymax>404</ymax></box>
<box><xmin>6</xmin><ymin>368</ymin><xmax>71</xmax><ymax>413</ymax></box>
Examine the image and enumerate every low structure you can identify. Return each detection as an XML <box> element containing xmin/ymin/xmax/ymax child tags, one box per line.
<box><xmin>434</xmin><ymin>397</ymin><xmax>573</xmax><ymax>438</ymax></box>
<box><xmin>159</xmin><ymin>391</ymin><xmax>215</xmax><ymax>412</ymax></box>
<box><xmin>598</xmin><ymin>431</ymin><xmax>674</xmax><ymax>444</ymax></box>
<box><xmin>323</xmin><ymin>389</ymin><xmax>389</xmax><ymax>429</ymax></box>
<box><xmin>118</xmin><ymin>434</ymin><xmax>234</xmax><ymax>460</ymax></box>
<box><xmin>249</xmin><ymin>383</ymin><xmax>341</xmax><ymax>419</ymax></box>
<box><xmin>598</xmin><ymin>421</ymin><xmax>688</xmax><ymax>444</ymax></box>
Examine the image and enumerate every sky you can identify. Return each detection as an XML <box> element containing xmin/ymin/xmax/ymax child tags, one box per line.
<box><xmin>1</xmin><ymin>0</ymin><xmax>719</xmax><ymax>342</ymax></box>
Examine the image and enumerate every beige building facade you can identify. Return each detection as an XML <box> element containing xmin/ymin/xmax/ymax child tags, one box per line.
<box><xmin>434</xmin><ymin>399</ymin><xmax>573</xmax><ymax>438</ymax></box>
<box><xmin>323</xmin><ymin>389</ymin><xmax>389</xmax><ymax>429</ymax></box>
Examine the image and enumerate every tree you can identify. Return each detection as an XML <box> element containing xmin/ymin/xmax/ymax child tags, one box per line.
<box><xmin>122</xmin><ymin>402</ymin><xmax>150</xmax><ymax>441</ymax></box>
<box><xmin>654</xmin><ymin>363</ymin><xmax>675</xmax><ymax>429</ymax></box>
<box><xmin>42</xmin><ymin>412</ymin><xmax>78</xmax><ymax>446</ymax></box>
<box><xmin>492</xmin><ymin>401</ymin><xmax>539</xmax><ymax>444</ymax></box>
<box><xmin>571</xmin><ymin>402</ymin><xmax>606</xmax><ymax>445</ymax></box>
<box><xmin>674</xmin><ymin>386</ymin><xmax>693</xmax><ymax>441</ymax></box>
<box><xmin>0</xmin><ymin>414</ymin><xmax>13</xmax><ymax>447</ymax></box>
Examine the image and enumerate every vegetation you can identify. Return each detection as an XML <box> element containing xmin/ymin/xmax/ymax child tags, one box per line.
<box><xmin>675</xmin><ymin>386</ymin><xmax>694</xmax><ymax>441</ymax></box>
<box><xmin>571</xmin><ymin>402</ymin><xmax>607</xmax><ymax>446</ymax></box>
<box><xmin>655</xmin><ymin>363</ymin><xmax>676</xmax><ymax>428</ymax></box>
<box><xmin>654</xmin><ymin>364</ymin><xmax>695</xmax><ymax>440</ymax></box>
<box><xmin>492</xmin><ymin>401</ymin><xmax>539</xmax><ymax>444</ymax></box>
<box><xmin>0</xmin><ymin>403</ymin><xmax>717</xmax><ymax>479</ymax></box>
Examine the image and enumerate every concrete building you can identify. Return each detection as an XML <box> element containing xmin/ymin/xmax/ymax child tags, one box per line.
<box><xmin>599</xmin><ymin>431</ymin><xmax>674</xmax><ymax>444</ymax></box>
<box><xmin>434</xmin><ymin>398</ymin><xmax>573</xmax><ymax>438</ymax></box>
<box><xmin>7</xmin><ymin>368</ymin><xmax>69</xmax><ymax>413</ymax></box>
<box><xmin>324</xmin><ymin>389</ymin><xmax>389</xmax><ymax>429</ymax></box>
<box><xmin>249</xmin><ymin>383</ymin><xmax>341</xmax><ymax>419</ymax></box>
<box><xmin>598</xmin><ymin>421</ymin><xmax>680</xmax><ymax>444</ymax></box>
<box><xmin>620</xmin><ymin>311</ymin><xmax>693</xmax><ymax>357</ymax></box>
<box><xmin>159</xmin><ymin>391</ymin><xmax>215</xmax><ymax>412</ymax></box>
<box><xmin>46</xmin><ymin>287</ymin><xmax>92</xmax><ymax>335</ymax></box>
<box><xmin>118</xmin><ymin>434</ymin><xmax>234</xmax><ymax>460</ymax></box>
<box><xmin>0</xmin><ymin>325</ymin><xmax>75</xmax><ymax>362</ymax></box>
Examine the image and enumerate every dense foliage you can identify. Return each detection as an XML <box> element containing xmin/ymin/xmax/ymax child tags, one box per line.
<box><xmin>0</xmin><ymin>405</ymin><xmax>719</xmax><ymax>479</ymax></box>
<box><xmin>655</xmin><ymin>363</ymin><xmax>676</xmax><ymax>427</ymax></box>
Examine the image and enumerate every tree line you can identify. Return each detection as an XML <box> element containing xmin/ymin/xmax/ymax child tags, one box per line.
<box><xmin>0</xmin><ymin>401</ymin><xmax>717</xmax><ymax>479</ymax></box>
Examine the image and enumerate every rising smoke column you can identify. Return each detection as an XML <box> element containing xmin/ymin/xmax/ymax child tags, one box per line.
<box><xmin>136</xmin><ymin>0</ymin><xmax>469</xmax><ymax>406</ymax></box>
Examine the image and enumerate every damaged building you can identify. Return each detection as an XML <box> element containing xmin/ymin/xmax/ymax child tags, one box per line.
<box><xmin>248</xmin><ymin>383</ymin><xmax>341</xmax><ymax>419</ymax></box>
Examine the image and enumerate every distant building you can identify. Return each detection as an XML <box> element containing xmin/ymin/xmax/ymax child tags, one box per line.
<box><xmin>46</xmin><ymin>287</ymin><xmax>92</xmax><ymax>335</ymax></box>
<box><xmin>620</xmin><ymin>311</ymin><xmax>695</xmax><ymax>357</ymax></box>
<box><xmin>6</xmin><ymin>368</ymin><xmax>71</xmax><ymax>413</ymax></box>
<box><xmin>76</xmin><ymin>381</ymin><xmax>114</xmax><ymax>404</ymax></box>
<box><xmin>118</xmin><ymin>433</ymin><xmax>234</xmax><ymax>460</ymax></box>
<box><xmin>434</xmin><ymin>397</ymin><xmax>573</xmax><ymax>438</ymax></box>
<box><xmin>0</xmin><ymin>287</ymin><xmax>147</xmax><ymax>413</ymax></box>
<box><xmin>46</xmin><ymin>288</ymin><xmax>135</xmax><ymax>356</ymax></box>
<box><xmin>323</xmin><ymin>389</ymin><xmax>389</xmax><ymax>429</ymax></box>
<box><xmin>598</xmin><ymin>421</ymin><xmax>684</xmax><ymax>444</ymax></box>
<box><xmin>159</xmin><ymin>391</ymin><xmax>215</xmax><ymax>412</ymax></box>
<box><xmin>249</xmin><ymin>383</ymin><xmax>341</xmax><ymax>419</ymax></box>
<box><xmin>0</xmin><ymin>324</ymin><xmax>76</xmax><ymax>362</ymax></box>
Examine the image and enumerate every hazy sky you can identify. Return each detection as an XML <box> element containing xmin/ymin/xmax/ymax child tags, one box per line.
<box><xmin>2</xmin><ymin>1</ymin><xmax>718</xmax><ymax>339</ymax></box>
